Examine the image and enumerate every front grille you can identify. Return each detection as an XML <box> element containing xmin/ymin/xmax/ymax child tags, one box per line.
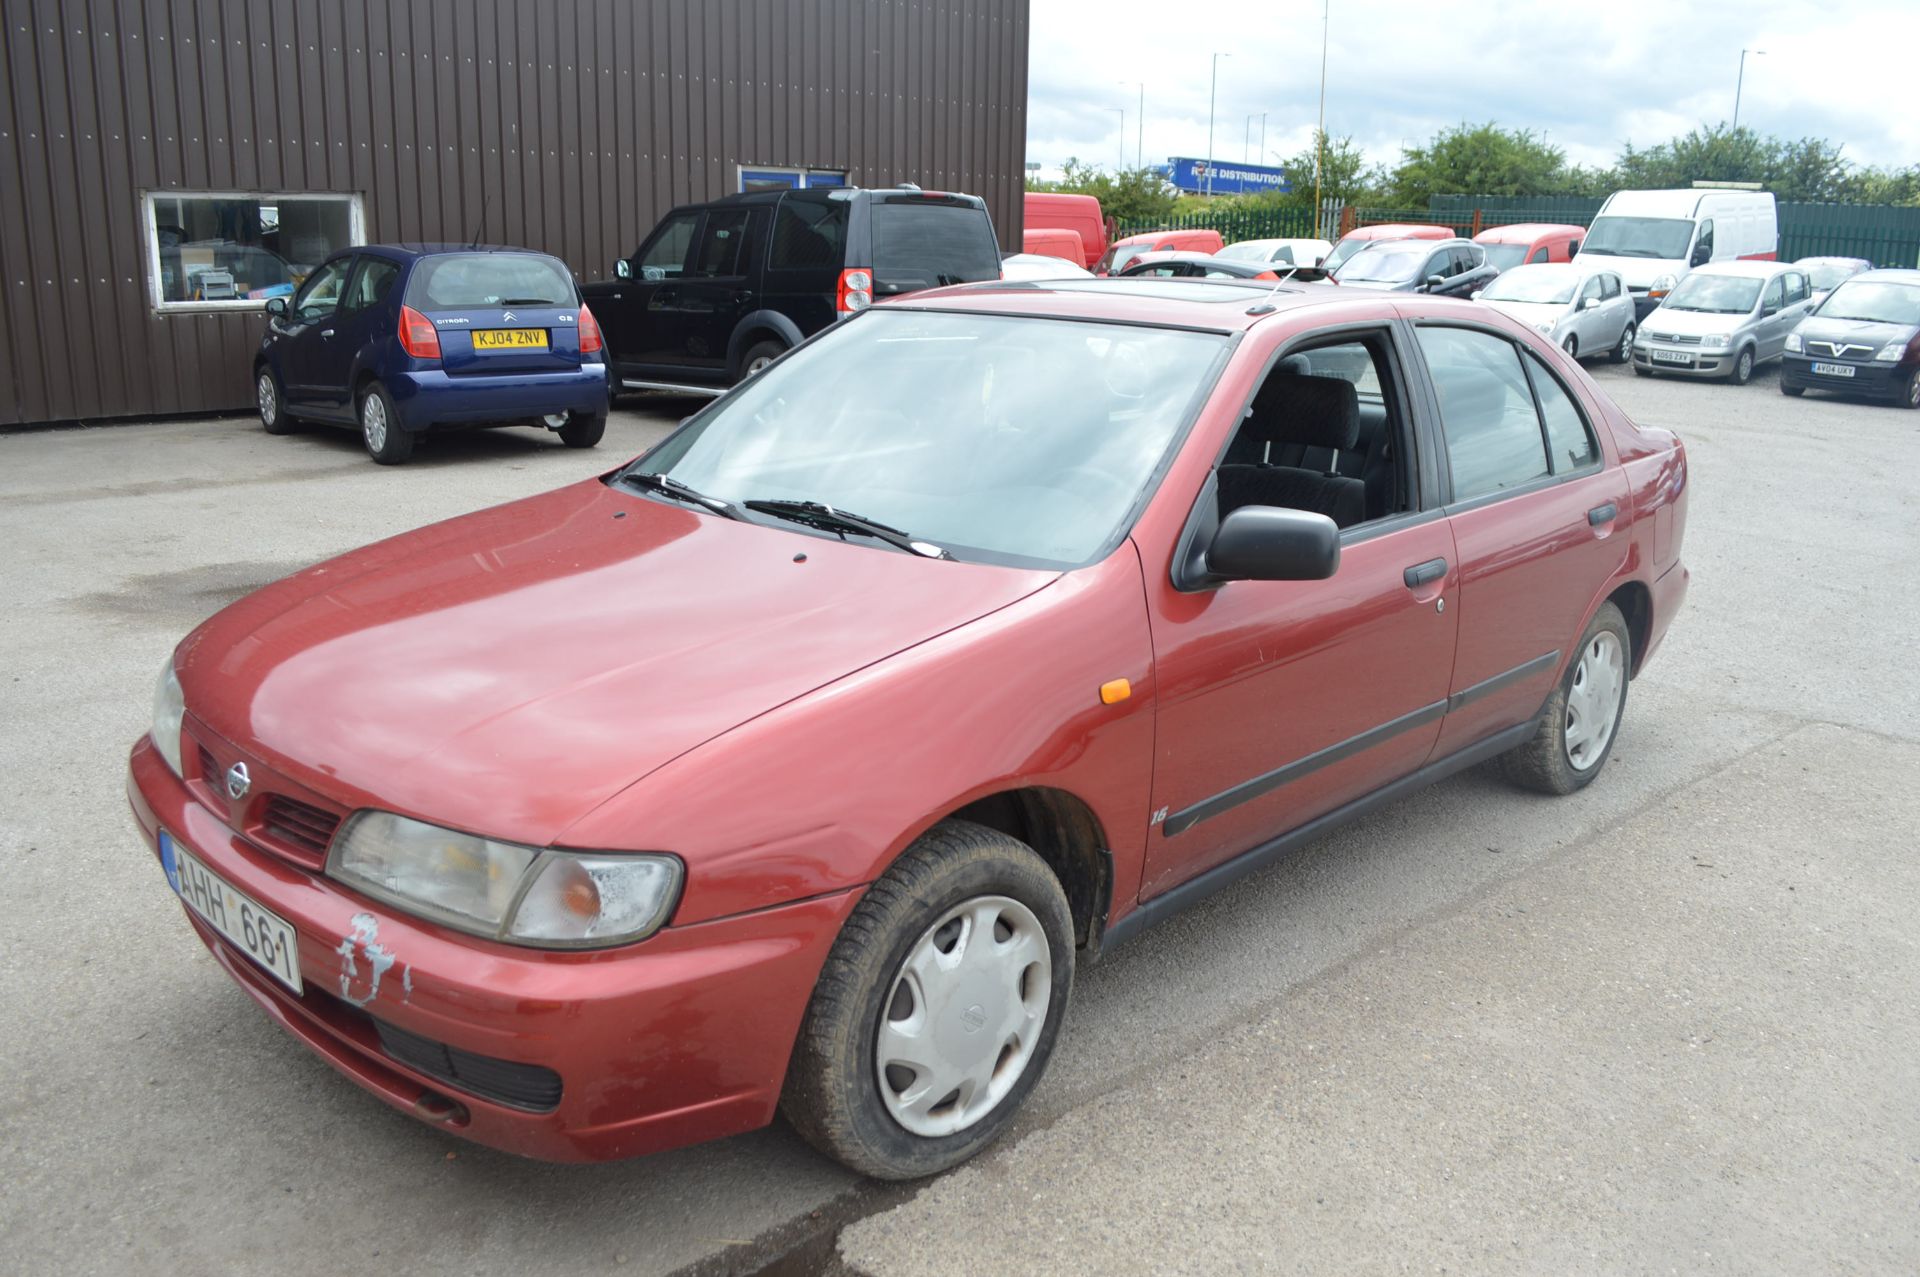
<box><xmin>1807</xmin><ymin>340</ymin><xmax>1874</xmax><ymax>360</ymax></box>
<box><xmin>372</xmin><ymin>1017</ymin><xmax>564</xmax><ymax>1112</ymax></box>
<box><xmin>1645</xmin><ymin>331</ymin><xmax>1702</xmax><ymax>346</ymax></box>
<box><xmin>262</xmin><ymin>795</ymin><xmax>342</xmax><ymax>861</ymax></box>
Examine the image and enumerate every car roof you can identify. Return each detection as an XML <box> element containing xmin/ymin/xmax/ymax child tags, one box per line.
<box><xmin>1346</xmin><ymin>223</ymin><xmax>1452</xmax><ymax>239</ymax></box>
<box><xmin>360</xmin><ymin>242</ymin><xmax>556</xmax><ymax>259</ymax></box>
<box><xmin>1689</xmin><ymin>259</ymin><xmax>1798</xmax><ymax>279</ymax></box>
<box><xmin>881</xmin><ymin>275</ymin><xmax>1366</xmax><ymax>334</ymax></box>
<box><xmin>1495</xmin><ymin>261</ymin><xmax>1611</xmax><ymax>277</ymax></box>
<box><xmin>1852</xmin><ymin>268</ymin><xmax>1920</xmax><ymax>286</ymax></box>
<box><xmin>1473</xmin><ymin>223</ymin><xmax>1585</xmax><ymax>242</ymax></box>
<box><xmin>1350</xmin><ymin>237</ymin><xmax>1473</xmax><ymax>252</ymax></box>
<box><xmin>1793</xmin><ymin>255</ymin><xmax>1873</xmax><ymax>267</ymax></box>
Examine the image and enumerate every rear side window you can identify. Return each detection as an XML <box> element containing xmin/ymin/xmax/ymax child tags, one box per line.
<box><xmin>770</xmin><ymin>200</ymin><xmax>849</xmax><ymax>271</ymax></box>
<box><xmin>1416</xmin><ymin>327</ymin><xmax>1551</xmax><ymax>502</ymax></box>
<box><xmin>688</xmin><ymin>210</ymin><xmax>752</xmax><ymax>278</ymax></box>
<box><xmin>870</xmin><ymin>202</ymin><xmax>1001</xmax><ymax>293</ymax></box>
<box><xmin>340</xmin><ymin>258</ymin><xmax>400</xmax><ymax>315</ymax></box>
<box><xmin>407</xmin><ymin>254</ymin><xmax>576</xmax><ymax>308</ymax></box>
<box><xmin>1600</xmin><ymin>273</ymin><xmax>1620</xmax><ymax>299</ymax></box>
<box><xmin>1527</xmin><ymin>246</ymin><xmax>1548</xmax><ymax>264</ymax></box>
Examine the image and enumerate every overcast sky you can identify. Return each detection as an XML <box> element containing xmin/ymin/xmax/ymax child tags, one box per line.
<box><xmin>1025</xmin><ymin>0</ymin><xmax>1918</xmax><ymax>181</ymax></box>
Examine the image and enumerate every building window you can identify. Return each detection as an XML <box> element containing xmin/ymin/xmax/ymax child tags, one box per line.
<box><xmin>143</xmin><ymin>191</ymin><xmax>364</xmax><ymax>312</ymax></box>
<box><xmin>738</xmin><ymin>166</ymin><xmax>847</xmax><ymax>193</ymax></box>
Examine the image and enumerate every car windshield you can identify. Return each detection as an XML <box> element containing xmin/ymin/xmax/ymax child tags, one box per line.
<box><xmin>1215</xmin><ymin>242</ymin><xmax>1269</xmax><ymax>262</ymax></box>
<box><xmin>1481</xmin><ymin>267</ymin><xmax>1575</xmax><ymax>305</ymax></box>
<box><xmin>1662</xmin><ymin>273</ymin><xmax>1762</xmax><ymax>314</ymax></box>
<box><xmin>1322</xmin><ymin>237</ymin><xmax>1376</xmax><ymax>271</ymax></box>
<box><xmin>1101</xmin><ymin>243</ymin><xmax>1154</xmax><ymax>274</ymax></box>
<box><xmin>1581</xmin><ymin>216</ymin><xmax>1695</xmax><ymax>260</ymax></box>
<box><xmin>1804</xmin><ymin>262</ymin><xmax>1865</xmax><ymax>292</ymax></box>
<box><xmin>626</xmin><ymin>310</ymin><xmax>1229</xmax><ymax>568</ymax></box>
<box><xmin>407</xmin><ymin>253</ymin><xmax>576</xmax><ymax>308</ymax></box>
<box><xmin>1480</xmin><ymin>242</ymin><xmax>1531</xmax><ymax>272</ymax></box>
<box><xmin>1336</xmin><ymin>246</ymin><xmax>1427</xmax><ymax>283</ymax></box>
<box><xmin>870</xmin><ymin>202</ymin><xmax>1002</xmax><ymax>294</ymax></box>
<box><xmin>1817</xmin><ymin>281</ymin><xmax>1920</xmax><ymax>325</ymax></box>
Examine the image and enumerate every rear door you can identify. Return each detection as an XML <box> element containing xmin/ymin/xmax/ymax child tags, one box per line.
<box><xmin>408</xmin><ymin>253</ymin><xmax>586</xmax><ymax>377</ymax></box>
<box><xmin>303</xmin><ymin>254</ymin><xmax>402</xmax><ymax>413</ymax></box>
<box><xmin>634</xmin><ymin>206</ymin><xmax>766</xmax><ymax>376</ymax></box>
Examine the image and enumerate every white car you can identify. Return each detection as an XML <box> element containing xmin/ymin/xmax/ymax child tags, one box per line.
<box><xmin>998</xmin><ymin>252</ymin><xmax>1095</xmax><ymax>282</ymax></box>
<box><xmin>1475</xmin><ymin>264</ymin><xmax>1638</xmax><ymax>363</ymax></box>
<box><xmin>1216</xmin><ymin>237</ymin><xmax>1334</xmax><ymax>268</ymax></box>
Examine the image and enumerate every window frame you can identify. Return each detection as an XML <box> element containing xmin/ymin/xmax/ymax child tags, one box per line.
<box><xmin>1407</xmin><ymin>320</ymin><xmax>1607</xmax><ymax>514</ymax></box>
<box><xmin>737</xmin><ymin>164</ymin><xmax>849</xmax><ymax>193</ymax></box>
<box><xmin>141</xmin><ymin>189</ymin><xmax>365</xmax><ymax>314</ymax></box>
<box><xmin>338</xmin><ymin>254</ymin><xmax>401</xmax><ymax>318</ymax></box>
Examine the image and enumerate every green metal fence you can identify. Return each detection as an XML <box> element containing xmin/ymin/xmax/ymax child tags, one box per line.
<box><xmin>1114</xmin><ymin>207</ymin><xmax>1318</xmax><ymax>243</ymax></box>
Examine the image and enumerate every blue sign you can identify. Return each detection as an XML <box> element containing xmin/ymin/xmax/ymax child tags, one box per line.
<box><xmin>1166</xmin><ymin>156</ymin><xmax>1290</xmax><ymax>196</ymax></box>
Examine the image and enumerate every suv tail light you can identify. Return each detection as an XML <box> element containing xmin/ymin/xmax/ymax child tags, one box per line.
<box><xmin>837</xmin><ymin>268</ymin><xmax>873</xmax><ymax>314</ymax></box>
<box><xmin>577</xmin><ymin>304</ymin><xmax>603</xmax><ymax>354</ymax></box>
<box><xmin>398</xmin><ymin>306</ymin><xmax>441</xmax><ymax>359</ymax></box>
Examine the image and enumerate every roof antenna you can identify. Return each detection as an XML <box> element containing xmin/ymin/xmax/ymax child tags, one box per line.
<box><xmin>466</xmin><ymin>186</ymin><xmax>493</xmax><ymax>250</ymax></box>
<box><xmin>1246</xmin><ymin>266</ymin><xmax>1301</xmax><ymax>315</ymax></box>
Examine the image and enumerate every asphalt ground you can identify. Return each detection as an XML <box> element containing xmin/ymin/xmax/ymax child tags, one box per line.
<box><xmin>1</xmin><ymin>358</ymin><xmax>1915</xmax><ymax>1275</ymax></box>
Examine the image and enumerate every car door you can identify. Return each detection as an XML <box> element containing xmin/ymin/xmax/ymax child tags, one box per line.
<box><xmin>1139</xmin><ymin>323</ymin><xmax>1460</xmax><ymax>898</ymax></box>
<box><xmin>301</xmin><ymin>255</ymin><xmax>403</xmax><ymax>414</ymax></box>
<box><xmin>593</xmin><ymin>209</ymin><xmax>701</xmax><ymax>373</ymax></box>
<box><xmin>1573</xmin><ymin>273</ymin><xmax>1608</xmax><ymax>350</ymax></box>
<box><xmin>1756</xmin><ymin>275</ymin><xmax>1789</xmax><ymax>358</ymax></box>
<box><xmin>279</xmin><ymin>256</ymin><xmax>356</xmax><ymax>405</ymax></box>
<box><xmin>1599</xmin><ymin>273</ymin><xmax>1633</xmax><ymax>346</ymax></box>
<box><xmin>635</xmin><ymin>207</ymin><xmax>766</xmax><ymax>375</ymax></box>
<box><xmin>1407</xmin><ymin>321</ymin><xmax>1630</xmax><ymax>757</ymax></box>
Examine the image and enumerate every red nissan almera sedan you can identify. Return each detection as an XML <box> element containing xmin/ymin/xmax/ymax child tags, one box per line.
<box><xmin>129</xmin><ymin>276</ymin><xmax>1688</xmax><ymax>1179</ymax></box>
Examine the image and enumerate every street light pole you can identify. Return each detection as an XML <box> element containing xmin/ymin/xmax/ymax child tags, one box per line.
<box><xmin>1108</xmin><ymin>107</ymin><xmax>1126</xmax><ymax>171</ymax></box>
<box><xmin>1733</xmin><ymin>48</ymin><xmax>1765</xmax><ymax>130</ymax></box>
<box><xmin>1314</xmin><ymin>0</ymin><xmax>1329</xmax><ymax>237</ymax></box>
<box><xmin>1207</xmin><ymin>52</ymin><xmax>1229</xmax><ymax>197</ymax></box>
<box><xmin>1118</xmin><ymin>81</ymin><xmax>1145</xmax><ymax>169</ymax></box>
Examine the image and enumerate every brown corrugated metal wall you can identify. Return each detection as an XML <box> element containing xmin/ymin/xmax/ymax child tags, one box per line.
<box><xmin>0</xmin><ymin>0</ymin><xmax>1030</xmax><ymax>426</ymax></box>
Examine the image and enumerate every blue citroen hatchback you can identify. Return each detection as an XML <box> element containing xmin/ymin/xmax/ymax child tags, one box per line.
<box><xmin>253</xmin><ymin>244</ymin><xmax>608</xmax><ymax>464</ymax></box>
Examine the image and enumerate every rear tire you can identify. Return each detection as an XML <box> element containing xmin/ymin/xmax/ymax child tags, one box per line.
<box><xmin>257</xmin><ymin>367</ymin><xmax>297</xmax><ymax>435</ymax></box>
<box><xmin>1728</xmin><ymin>346</ymin><xmax>1755</xmax><ymax>386</ymax></box>
<box><xmin>780</xmin><ymin>820</ymin><xmax>1074</xmax><ymax>1180</ymax></box>
<box><xmin>558</xmin><ymin>412</ymin><xmax>605</xmax><ymax>448</ymax></box>
<box><xmin>739</xmin><ymin>339</ymin><xmax>786</xmax><ymax>382</ymax></box>
<box><xmin>358</xmin><ymin>382</ymin><xmax>414</xmax><ymax>465</ymax></box>
<box><xmin>1609</xmin><ymin>323</ymin><xmax>1635</xmax><ymax>364</ymax></box>
<box><xmin>1498</xmin><ymin>601</ymin><xmax>1630</xmax><ymax>796</ymax></box>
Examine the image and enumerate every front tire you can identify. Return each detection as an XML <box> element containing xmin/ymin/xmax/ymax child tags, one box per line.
<box><xmin>257</xmin><ymin>367</ymin><xmax>297</xmax><ymax>434</ymax></box>
<box><xmin>1609</xmin><ymin>323</ymin><xmax>1635</xmax><ymax>364</ymax></box>
<box><xmin>558</xmin><ymin>412</ymin><xmax>605</xmax><ymax>448</ymax></box>
<box><xmin>1899</xmin><ymin>368</ymin><xmax>1920</xmax><ymax>410</ymax></box>
<box><xmin>1728</xmin><ymin>346</ymin><xmax>1755</xmax><ymax>386</ymax></box>
<box><xmin>358</xmin><ymin>382</ymin><xmax>414</xmax><ymax>465</ymax></box>
<box><xmin>1780</xmin><ymin>381</ymin><xmax>1805</xmax><ymax>397</ymax></box>
<box><xmin>1562</xmin><ymin>335</ymin><xmax>1579</xmax><ymax>360</ymax></box>
<box><xmin>1498</xmin><ymin>601</ymin><xmax>1630</xmax><ymax>796</ymax></box>
<box><xmin>780</xmin><ymin>820</ymin><xmax>1074</xmax><ymax>1180</ymax></box>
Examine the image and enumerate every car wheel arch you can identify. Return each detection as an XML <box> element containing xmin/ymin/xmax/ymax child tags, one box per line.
<box><xmin>1604</xmin><ymin>579</ymin><xmax>1654</xmax><ymax>678</ymax></box>
<box><xmin>726</xmin><ymin>311</ymin><xmax>806</xmax><ymax>377</ymax></box>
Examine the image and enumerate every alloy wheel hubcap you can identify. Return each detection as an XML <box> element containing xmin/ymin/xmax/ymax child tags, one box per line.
<box><xmin>1619</xmin><ymin>327</ymin><xmax>1634</xmax><ymax>356</ymax></box>
<box><xmin>1564</xmin><ymin>631</ymin><xmax>1625</xmax><ymax>771</ymax></box>
<box><xmin>362</xmin><ymin>396</ymin><xmax>387</xmax><ymax>451</ymax></box>
<box><xmin>257</xmin><ymin>374</ymin><xmax>275</xmax><ymax>422</ymax></box>
<box><xmin>747</xmin><ymin>356</ymin><xmax>773</xmax><ymax>375</ymax></box>
<box><xmin>1738</xmin><ymin>352</ymin><xmax>1752</xmax><ymax>380</ymax></box>
<box><xmin>876</xmin><ymin>895</ymin><xmax>1051</xmax><ymax>1138</ymax></box>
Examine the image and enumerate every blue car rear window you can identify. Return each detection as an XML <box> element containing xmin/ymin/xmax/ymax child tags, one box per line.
<box><xmin>407</xmin><ymin>254</ymin><xmax>578</xmax><ymax>309</ymax></box>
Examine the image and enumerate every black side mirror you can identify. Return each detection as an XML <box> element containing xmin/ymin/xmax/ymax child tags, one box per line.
<box><xmin>264</xmin><ymin>297</ymin><xmax>288</xmax><ymax>318</ymax></box>
<box><xmin>1206</xmin><ymin>506</ymin><xmax>1340</xmax><ymax>582</ymax></box>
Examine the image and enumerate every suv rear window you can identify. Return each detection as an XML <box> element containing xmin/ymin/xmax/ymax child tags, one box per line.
<box><xmin>407</xmin><ymin>253</ymin><xmax>576</xmax><ymax>308</ymax></box>
<box><xmin>871</xmin><ymin>202</ymin><xmax>1001</xmax><ymax>293</ymax></box>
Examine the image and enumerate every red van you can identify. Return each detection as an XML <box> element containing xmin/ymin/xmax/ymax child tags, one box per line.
<box><xmin>1022</xmin><ymin>227</ymin><xmax>1088</xmax><ymax>265</ymax></box>
<box><xmin>1097</xmin><ymin>228</ymin><xmax>1226</xmax><ymax>276</ymax></box>
<box><xmin>1472</xmin><ymin>223</ymin><xmax>1586</xmax><ymax>272</ymax></box>
<box><xmin>1323</xmin><ymin>223</ymin><xmax>1453</xmax><ymax>273</ymax></box>
<box><xmin>1024</xmin><ymin>192</ymin><xmax>1108</xmax><ymax>270</ymax></box>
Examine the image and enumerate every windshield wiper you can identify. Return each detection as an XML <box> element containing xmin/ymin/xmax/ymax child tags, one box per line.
<box><xmin>742</xmin><ymin>499</ymin><xmax>951</xmax><ymax>559</ymax></box>
<box><xmin>621</xmin><ymin>471</ymin><xmax>745</xmax><ymax>520</ymax></box>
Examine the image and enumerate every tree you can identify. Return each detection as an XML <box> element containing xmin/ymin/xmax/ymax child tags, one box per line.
<box><xmin>1027</xmin><ymin>158</ymin><xmax>1177</xmax><ymax>225</ymax></box>
<box><xmin>1382</xmin><ymin>123</ymin><xmax>1569</xmax><ymax>206</ymax></box>
<box><xmin>1612</xmin><ymin>125</ymin><xmax>1854</xmax><ymax>201</ymax></box>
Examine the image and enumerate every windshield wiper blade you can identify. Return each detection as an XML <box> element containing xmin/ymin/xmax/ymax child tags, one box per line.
<box><xmin>742</xmin><ymin>499</ymin><xmax>951</xmax><ymax>559</ymax></box>
<box><xmin>621</xmin><ymin>471</ymin><xmax>745</xmax><ymax>520</ymax></box>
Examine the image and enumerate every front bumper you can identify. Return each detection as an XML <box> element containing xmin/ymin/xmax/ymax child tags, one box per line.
<box><xmin>1631</xmin><ymin>341</ymin><xmax>1739</xmax><ymax>378</ymax></box>
<box><xmin>386</xmin><ymin>364</ymin><xmax>608</xmax><ymax>432</ymax></box>
<box><xmin>1779</xmin><ymin>354</ymin><xmax>1914</xmax><ymax>399</ymax></box>
<box><xmin>126</xmin><ymin>737</ymin><xmax>858</xmax><ymax>1163</ymax></box>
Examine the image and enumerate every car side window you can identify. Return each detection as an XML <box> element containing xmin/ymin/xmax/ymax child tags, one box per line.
<box><xmin>1579</xmin><ymin>276</ymin><xmax>1604</xmax><ymax>303</ymax></box>
<box><xmin>1415</xmin><ymin>326</ymin><xmax>1551</xmax><ymax>503</ymax></box>
<box><xmin>1271</xmin><ymin>246</ymin><xmax>1294</xmax><ymax>265</ymax></box>
<box><xmin>687</xmin><ymin>210</ymin><xmax>752</xmax><ymax>278</ymax></box>
<box><xmin>292</xmin><ymin>258</ymin><xmax>352</xmax><ymax>322</ymax></box>
<box><xmin>1600</xmin><ymin>273</ymin><xmax>1621</xmax><ymax>300</ymax></box>
<box><xmin>769</xmin><ymin>200</ymin><xmax>849</xmax><ymax>271</ymax></box>
<box><xmin>1762</xmin><ymin>277</ymin><xmax>1784</xmax><ymax>312</ymax></box>
<box><xmin>1522</xmin><ymin>353</ymin><xmax>1598</xmax><ymax>474</ymax></box>
<box><xmin>1424</xmin><ymin>252</ymin><xmax>1451</xmax><ymax>281</ymax></box>
<box><xmin>1694</xmin><ymin>219</ymin><xmax>1714</xmax><ymax>259</ymax></box>
<box><xmin>339</xmin><ymin>257</ymin><xmax>399</xmax><ymax>316</ymax></box>
<box><xmin>1527</xmin><ymin>246</ymin><xmax>1548</xmax><ymax>265</ymax></box>
<box><xmin>636</xmin><ymin>212</ymin><xmax>700</xmax><ymax>281</ymax></box>
<box><xmin>1785</xmin><ymin>272</ymin><xmax>1809</xmax><ymax>304</ymax></box>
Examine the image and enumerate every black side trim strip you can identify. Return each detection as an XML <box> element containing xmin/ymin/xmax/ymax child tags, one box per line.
<box><xmin>1103</xmin><ymin>716</ymin><xmax>1540</xmax><ymax>953</ymax></box>
<box><xmin>1447</xmin><ymin>651</ymin><xmax>1559</xmax><ymax>713</ymax></box>
<box><xmin>1162</xmin><ymin>699</ymin><xmax>1447</xmax><ymax>837</ymax></box>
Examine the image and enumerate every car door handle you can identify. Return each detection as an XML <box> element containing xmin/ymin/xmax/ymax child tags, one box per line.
<box><xmin>1588</xmin><ymin>503</ymin><xmax>1617</xmax><ymax>526</ymax></box>
<box><xmin>1403</xmin><ymin>557</ymin><xmax>1448</xmax><ymax>588</ymax></box>
<box><xmin>320</xmin><ymin>328</ymin><xmax>335</xmax><ymax>339</ymax></box>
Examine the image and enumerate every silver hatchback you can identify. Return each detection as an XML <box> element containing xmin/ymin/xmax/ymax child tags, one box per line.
<box><xmin>1633</xmin><ymin>260</ymin><xmax>1816</xmax><ymax>384</ymax></box>
<box><xmin>1475</xmin><ymin>263</ymin><xmax>1638</xmax><ymax>364</ymax></box>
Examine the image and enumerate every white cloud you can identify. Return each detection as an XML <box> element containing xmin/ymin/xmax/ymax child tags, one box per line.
<box><xmin>1025</xmin><ymin>0</ymin><xmax>1918</xmax><ymax>180</ymax></box>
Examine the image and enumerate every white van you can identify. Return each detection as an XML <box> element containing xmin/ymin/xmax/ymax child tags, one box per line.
<box><xmin>1575</xmin><ymin>188</ymin><xmax>1778</xmax><ymax>318</ymax></box>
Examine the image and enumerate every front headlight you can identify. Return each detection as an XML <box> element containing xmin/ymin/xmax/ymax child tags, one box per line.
<box><xmin>1649</xmin><ymin>274</ymin><xmax>1677</xmax><ymax>297</ymax></box>
<box><xmin>1784</xmin><ymin>332</ymin><xmax>1803</xmax><ymax>353</ymax></box>
<box><xmin>1704</xmin><ymin>334</ymin><xmax>1732</xmax><ymax>347</ymax></box>
<box><xmin>1535</xmin><ymin>323</ymin><xmax>1556</xmax><ymax>336</ymax></box>
<box><xmin>150</xmin><ymin>660</ymin><xmax>186</xmax><ymax>775</ymax></box>
<box><xmin>1876</xmin><ymin>339</ymin><xmax>1910</xmax><ymax>361</ymax></box>
<box><xmin>327</xmin><ymin>811</ymin><xmax>682</xmax><ymax>948</ymax></box>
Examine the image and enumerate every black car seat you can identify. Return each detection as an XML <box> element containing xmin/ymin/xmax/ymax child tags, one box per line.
<box><xmin>1217</xmin><ymin>372</ymin><xmax>1367</xmax><ymax>529</ymax></box>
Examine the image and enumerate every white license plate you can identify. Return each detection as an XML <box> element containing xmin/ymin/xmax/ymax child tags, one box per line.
<box><xmin>1651</xmin><ymin>349</ymin><xmax>1694</xmax><ymax>365</ymax></box>
<box><xmin>1810</xmin><ymin>362</ymin><xmax>1855</xmax><ymax>378</ymax></box>
<box><xmin>161</xmin><ymin>831</ymin><xmax>303</xmax><ymax>993</ymax></box>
